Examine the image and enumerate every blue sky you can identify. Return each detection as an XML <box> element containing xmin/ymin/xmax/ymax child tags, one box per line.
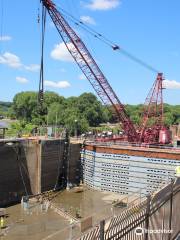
<box><xmin>0</xmin><ymin>0</ymin><xmax>180</xmax><ymax>104</ymax></box>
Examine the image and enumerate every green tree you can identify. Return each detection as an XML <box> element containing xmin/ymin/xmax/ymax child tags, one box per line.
<box><xmin>77</xmin><ymin>93</ymin><xmax>106</xmax><ymax>126</ymax></box>
<box><xmin>164</xmin><ymin>112</ymin><xmax>175</xmax><ymax>126</ymax></box>
<box><xmin>10</xmin><ymin>91</ymin><xmax>180</xmax><ymax>136</ymax></box>
<box><xmin>65</xmin><ymin>116</ymin><xmax>89</xmax><ymax>136</ymax></box>
<box><xmin>44</xmin><ymin>91</ymin><xmax>65</xmax><ymax>106</ymax></box>
<box><xmin>12</xmin><ymin>92</ymin><xmax>38</xmax><ymax>121</ymax></box>
<box><xmin>47</xmin><ymin>102</ymin><xmax>66</xmax><ymax>125</ymax></box>
<box><xmin>7</xmin><ymin>107</ymin><xmax>16</xmax><ymax>119</ymax></box>
<box><xmin>12</xmin><ymin>91</ymin><xmax>65</xmax><ymax>124</ymax></box>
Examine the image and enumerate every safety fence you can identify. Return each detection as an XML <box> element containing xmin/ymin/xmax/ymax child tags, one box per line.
<box><xmin>77</xmin><ymin>178</ymin><xmax>180</xmax><ymax>240</ymax></box>
<box><xmin>1</xmin><ymin>180</ymin><xmax>179</xmax><ymax>239</ymax></box>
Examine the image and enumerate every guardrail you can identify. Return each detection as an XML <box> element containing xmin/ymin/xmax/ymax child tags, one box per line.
<box><xmin>76</xmin><ymin>178</ymin><xmax>180</xmax><ymax>240</ymax></box>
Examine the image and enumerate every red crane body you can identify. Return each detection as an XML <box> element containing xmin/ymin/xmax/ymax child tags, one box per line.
<box><xmin>140</xmin><ymin>73</ymin><xmax>171</xmax><ymax>144</ymax></box>
<box><xmin>41</xmin><ymin>0</ymin><xmax>170</xmax><ymax>144</ymax></box>
<box><xmin>41</xmin><ymin>0</ymin><xmax>138</xmax><ymax>142</ymax></box>
<box><xmin>140</xmin><ymin>73</ymin><xmax>164</xmax><ymax>143</ymax></box>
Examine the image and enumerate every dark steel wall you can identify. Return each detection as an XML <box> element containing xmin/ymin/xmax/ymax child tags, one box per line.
<box><xmin>0</xmin><ymin>143</ymin><xmax>32</xmax><ymax>207</ymax></box>
<box><xmin>41</xmin><ymin>139</ymin><xmax>65</xmax><ymax>192</ymax></box>
<box><xmin>0</xmin><ymin>139</ymin><xmax>81</xmax><ymax>207</ymax></box>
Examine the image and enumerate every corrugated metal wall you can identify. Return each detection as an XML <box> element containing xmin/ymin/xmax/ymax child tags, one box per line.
<box><xmin>82</xmin><ymin>149</ymin><xmax>179</xmax><ymax>195</ymax></box>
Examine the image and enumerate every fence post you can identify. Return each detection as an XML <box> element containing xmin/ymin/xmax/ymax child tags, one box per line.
<box><xmin>168</xmin><ymin>179</ymin><xmax>174</xmax><ymax>240</ymax></box>
<box><xmin>144</xmin><ymin>195</ymin><xmax>151</xmax><ymax>240</ymax></box>
<box><xmin>100</xmin><ymin>220</ymin><xmax>105</xmax><ymax>240</ymax></box>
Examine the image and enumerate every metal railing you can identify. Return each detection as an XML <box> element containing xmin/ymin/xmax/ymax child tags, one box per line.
<box><xmin>77</xmin><ymin>178</ymin><xmax>180</xmax><ymax>240</ymax></box>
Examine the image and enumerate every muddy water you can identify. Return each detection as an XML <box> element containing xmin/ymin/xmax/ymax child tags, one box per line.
<box><xmin>52</xmin><ymin>187</ymin><xmax>125</xmax><ymax>222</ymax></box>
<box><xmin>0</xmin><ymin>204</ymin><xmax>69</xmax><ymax>240</ymax></box>
<box><xmin>0</xmin><ymin>188</ymin><xmax>126</xmax><ymax>240</ymax></box>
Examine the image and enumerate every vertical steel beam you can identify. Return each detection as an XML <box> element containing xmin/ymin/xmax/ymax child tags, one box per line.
<box><xmin>144</xmin><ymin>195</ymin><xmax>151</xmax><ymax>240</ymax></box>
<box><xmin>168</xmin><ymin>179</ymin><xmax>174</xmax><ymax>240</ymax></box>
<box><xmin>100</xmin><ymin>220</ymin><xmax>105</xmax><ymax>240</ymax></box>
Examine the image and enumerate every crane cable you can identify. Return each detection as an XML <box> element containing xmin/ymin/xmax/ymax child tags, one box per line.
<box><xmin>57</xmin><ymin>5</ymin><xmax>159</xmax><ymax>74</ymax></box>
<box><xmin>38</xmin><ymin>4</ymin><xmax>47</xmax><ymax>106</ymax></box>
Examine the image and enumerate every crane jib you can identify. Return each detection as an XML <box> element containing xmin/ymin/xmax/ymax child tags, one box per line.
<box><xmin>41</xmin><ymin>0</ymin><xmax>139</xmax><ymax>142</ymax></box>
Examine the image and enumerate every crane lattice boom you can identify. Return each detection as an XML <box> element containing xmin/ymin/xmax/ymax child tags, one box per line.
<box><xmin>140</xmin><ymin>73</ymin><xmax>166</xmax><ymax>143</ymax></box>
<box><xmin>41</xmin><ymin>0</ymin><xmax>138</xmax><ymax>142</ymax></box>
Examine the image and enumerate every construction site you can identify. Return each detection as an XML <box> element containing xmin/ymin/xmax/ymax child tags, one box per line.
<box><xmin>0</xmin><ymin>0</ymin><xmax>180</xmax><ymax>239</ymax></box>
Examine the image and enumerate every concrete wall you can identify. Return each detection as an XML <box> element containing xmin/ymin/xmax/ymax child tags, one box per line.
<box><xmin>0</xmin><ymin>143</ymin><xmax>32</xmax><ymax>206</ymax></box>
<box><xmin>0</xmin><ymin>139</ymin><xmax>81</xmax><ymax>207</ymax></box>
<box><xmin>23</xmin><ymin>140</ymin><xmax>41</xmax><ymax>194</ymax></box>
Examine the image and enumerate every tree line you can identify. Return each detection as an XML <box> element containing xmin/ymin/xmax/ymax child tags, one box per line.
<box><xmin>0</xmin><ymin>91</ymin><xmax>179</xmax><ymax>135</ymax></box>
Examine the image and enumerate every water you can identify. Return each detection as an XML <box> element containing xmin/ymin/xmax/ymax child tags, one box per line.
<box><xmin>0</xmin><ymin>204</ymin><xmax>68</xmax><ymax>240</ymax></box>
<box><xmin>0</xmin><ymin>187</ymin><xmax>128</xmax><ymax>240</ymax></box>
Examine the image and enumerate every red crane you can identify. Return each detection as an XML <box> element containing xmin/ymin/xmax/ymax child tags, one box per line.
<box><xmin>139</xmin><ymin>73</ymin><xmax>170</xmax><ymax>144</ymax></box>
<box><xmin>40</xmin><ymin>0</ymin><xmax>170</xmax><ymax>144</ymax></box>
<box><xmin>41</xmin><ymin>0</ymin><xmax>139</xmax><ymax>142</ymax></box>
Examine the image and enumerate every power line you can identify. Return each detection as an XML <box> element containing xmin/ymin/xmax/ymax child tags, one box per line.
<box><xmin>56</xmin><ymin>4</ymin><xmax>160</xmax><ymax>74</ymax></box>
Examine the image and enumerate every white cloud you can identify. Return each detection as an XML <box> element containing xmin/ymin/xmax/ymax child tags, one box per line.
<box><xmin>24</xmin><ymin>64</ymin><xmax>40</xmax><ymax>72</ymax></box>
<box><xmin>80</xmin><ymin>16</ymin><xmax>96</xmax><ymax>25</ymax></box>
<box><xmin>0</xmin><ymin>35</ymin><xmax>12</xmax><ymax>41</ymax></box>
<box><xmin>44</xmin><ymin>80</ymin><xmax>71</xmax><ymax>89</ymax></box>
<box><xmin>0</xmin><ymin>52</ymin><xmax>40</xmax><ymax>72</ymax></box>
<box><xmin>85</xmin><ymin>0</ymin><xmax>120</xmax><ymax>10</ymax></box>
<box><xmin>51</xmin><ymin>42</ymin><xmax>74</xmax><ymax>62</ymax></box>
<box><xmin>78</xmin><ymin>73</ymin><xmax>86</xmax><ymax>80</ymax></box>
<box><xmin>163</xmin><ymin>80</ymin><xmax>180</xmax><ymax>89</ymax></box>
<box><xmin>16</xmin><ymin>76</ymin><xmax>29</xmax><ymax>84</ymax></box>
<box><xmin>0</xmin><ymin>52</ymin><xmax>22</xmax><ymax>68</ymax></box>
